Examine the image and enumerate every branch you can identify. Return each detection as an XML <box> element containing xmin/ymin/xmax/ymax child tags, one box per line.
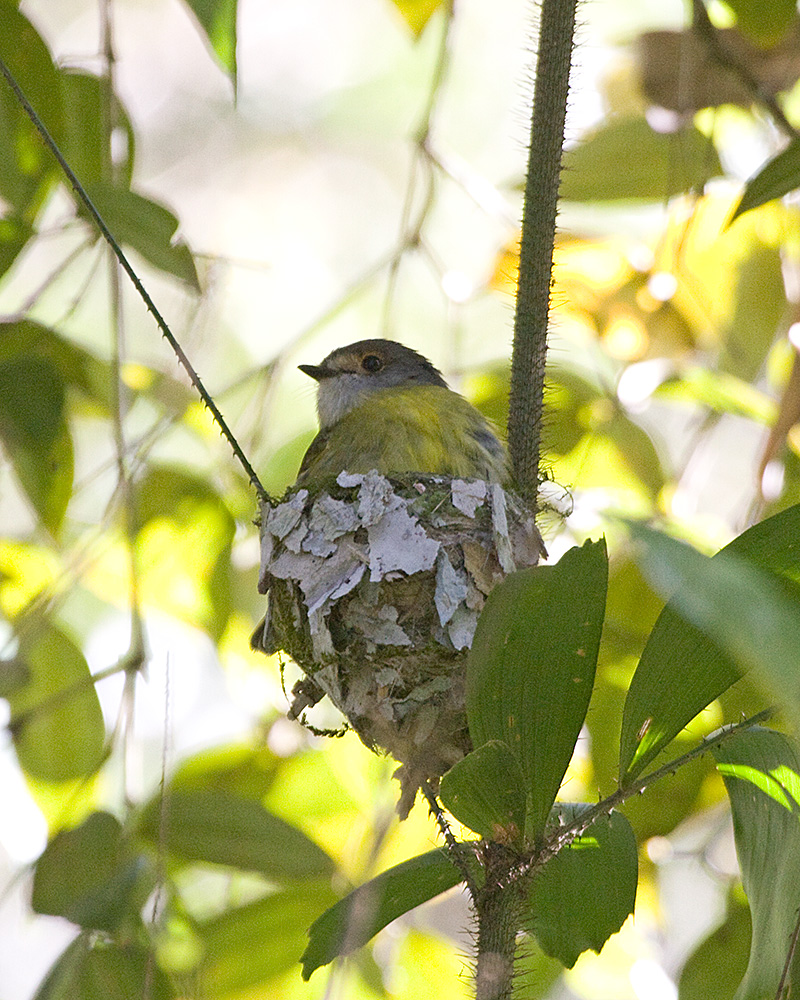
<box><xmin>0</xmin><ymin>55</ymin><xmax>268</xmax><ymax>501</ymax></box>
<box><xmin>508</xmin><ymin>0</ymin><xmax>578</xmax><ymax>500</ymax></box>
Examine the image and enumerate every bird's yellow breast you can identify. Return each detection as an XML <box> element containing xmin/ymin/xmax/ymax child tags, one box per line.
<box><xmin>298</xmin><ymin>384</ymin><xmax>508</xmax><ymax>483</ymax></box>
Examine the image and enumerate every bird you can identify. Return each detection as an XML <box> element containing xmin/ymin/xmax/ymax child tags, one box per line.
<box><xmin>295</xmin><ymin>339</ymin><xmax>509</xmax><ymax>483</ymax></box>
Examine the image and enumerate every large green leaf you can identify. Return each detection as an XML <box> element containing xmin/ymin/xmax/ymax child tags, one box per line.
<box><xmin>678</xmin><ymin>893</ymin><xmax>751</xmax><ymax>1000</ymax></box>
<box><xmin>62</xmin><ymin>71</ymin><xmax>136</xmax><ymax>188</ymax></box>
<box><xmin>83</xmin><ymin>183</ymin><xmax>199</xmax><ymax>288</ymax></box>
<box><xmin>525</xmin><ymin>805</ymin><xmax>637</xmax><ymax>968</ymax></box>
<box><xmin>181</xmin><ymin>0</ymin><xmax>237</xmax><ymax>87</ymax></box>
<box><xmin>196</xmin><ymin>883</ymin><xmax>338</xmax><ymax>995</ymax></box>
<box><xmin>0</xmin><ymin>320</ymin><xmax>112</xmax><ymax>411</ymax></box>
<box><xmin>137</xmin><ymin>788</ymin><xmax>336</xmax><ymax>881</ymax></box>
<box><xmin>560</xmin><ymin>117</ymin><xmax>721</xmax><ymax>203</ymax></box>
<box><xmin>0</xmin><ymin>2</ymin><xmax>64</xmax><ymax>219</ymax></box>
<box><xmin>713</xmin><ymin>727</ymin><xmax>800</xmax><ymax>999</ymax></box>
<box><xmin>7</xmin><ymin>622</ymin><xmax>106</xmax><ymax>782</ymax></box>
<box><xmin>0</xmin><ymin>356</ymin><xmax>73</xmax><ymax>535</ymax></box>
<box><xmin>34</xmin><ymin>936</ymin><xmax>176</xmax><ymax>1000</ymax></box>
<box><xmin>440</xmin><ymin>740</ymin><xmax>526</xmax><ymax>846</ymax></box>
<box><xmin>620</xmin><ymin>506</ymin><xmax>800</xmax><ymax>781</ymax></box>
<box><xmin>731</xmin><ymin>138</ymin><xmax>800</xmax><ymax>223</ymax></box>
<box><xmin>301</xmin><ymin>849</ymin><xmax>462</xmax><ymax>979</ymax></box>
<box><xmin>32</xmin><ymin>811</ymin><xmax>154</xmax><ymax>932</ymax></box>
<box><xmin>466</xmin><ymin>539</ymin><xmax>608</xmax><ymax>838</ymax></box>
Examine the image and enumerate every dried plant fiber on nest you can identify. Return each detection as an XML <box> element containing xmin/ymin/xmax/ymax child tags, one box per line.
<box><xmin>252</xmin><ymin>470</ymin><xmax>544</xmax><ymax>817</ymax></box>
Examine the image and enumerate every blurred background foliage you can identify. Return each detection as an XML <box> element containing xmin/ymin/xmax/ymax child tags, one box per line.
<box><xmin>2</xmin><ymin>0</ymin><xmax>800</xmax><ymax>996</ymax></box>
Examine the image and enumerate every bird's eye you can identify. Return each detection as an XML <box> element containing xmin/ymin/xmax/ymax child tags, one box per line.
<box><xmin>361</xmin><ymin>354</ymin><xmax>383</xmax><ymax>373</ymax></box>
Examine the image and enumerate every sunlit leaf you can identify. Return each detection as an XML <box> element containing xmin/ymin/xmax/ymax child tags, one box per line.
<box><xmin>713</xmin><ymin>727</ymin><xmax>800</xmax><ymax>999</ymax></box>
<box><xmin>196</xmin><ymin>883</ymin><xmax>338</xmax><ymax>995</ymax></box>
<box><xmin>32</xmin><ymin>811</ymin><xmax>154</xmax><ymax>932</ymax></box>
<box><xmin>301</xmin><ymin>849</ymin><xmax>463</xmax><ymax>979</ymax></box>
<box><xmin>0</xmin><ymin>356</ymin><xmax>73</xmax><ymax>534</ymax></box>
<box><xmin>34</xmin><ymin>936</ymin><xmax>176</xmax><ymax>1000</ymax></box>
<box><xmin>137</xmin><ymin>788</ymin><xmax>336</xmax><ymax>881</ymax></box>
<box><xmin>466</xmin><ymin>539</ymin><xmax>608</xmax><ymax>838</ymax></box>
<box><xmin>390</xmin><ymin>0</ymin><xmax>444</xmax><ymax>36</ymax></box>
<box><xmin>181</xmin><ymin>0</ymin><xmax>237</xmax><ymax>88</ymax></box>
<box><xmin>560</xmin><ymin>117</ymin><xmax>721</xmax><ymax>203</ymax></box>
<box><xmin>83</xmin><ymin>182</ymin><xmax>199</xmax><ymax>288</ymax></box>
<box><xmin>8</xmin><ymin>621</ymin><xmax>106</xmax><ymax>782</ymax></box>
<box><xmin>724</xmin><ymin>0</ymin><xmax>798</xmax><ymax>45</ymax></box>
<box><xmin>654</xmin><ymin>368</ymin><xmax>776</xmax><ymax>424</ymax></box>
<box><xmin>722</xmin><ymin>241</ymin><xmax>785</xmax><ymax>381</ymax></box>
<box><xmin>620</xmin><ymin>506</ymin><xmax>800</xmax><ymax>781</ymax></box>
<box><xmin>525</xmin><ymin>805</ymin><xmax>637</xmax><ymax>968</ymax></box>
<box><xmin>440</xmin><ymin>740</ymin><xmax>526</xmax><ymax>845</ymax></box>
<box><xmin>731</xmin><ymin>138</ymin><xmax>800</xmax><ymax>223</ymax></box>
<box><xmin>134</xmin><ymin>465</ymin><xmax>235</xmax><ymax>637</ymax></box>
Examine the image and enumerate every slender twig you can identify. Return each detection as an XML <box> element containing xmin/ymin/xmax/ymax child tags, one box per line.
<box><xmin>0</xmin><ymin>54</ymin><xmax>267</xmax><ymax>500</ymax></box>
<box><xmin>545</xmin><ymin>708</ymin><xmax>774</xmax><ymax>861</ymax></box>
<box><xmin>508</xmin><ymin>0</ymin><xmax>578</xmax><ymax>500</ymax></box>
<box><xmin>382</xmin><ymin>0</ymin><xmax>455</xmax><ymax>333</ymax></box>
<box><xmin>422</xmin><ymin>781</ymin><xmax>478</xmax><ymax>899</ymax></box>
<box><xmin>691</xmin><ymin>0</ymin><xmax>798</xmax><ymax>141</ymax></box>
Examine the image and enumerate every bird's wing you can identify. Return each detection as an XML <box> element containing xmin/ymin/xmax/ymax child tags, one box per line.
<box><xmin>297</xmin><ymin>427</ymin><xmax>331</xmax><ymax>481</ymax></box>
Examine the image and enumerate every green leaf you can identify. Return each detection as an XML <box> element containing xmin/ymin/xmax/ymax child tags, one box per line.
<box><xmin>8</xmin><ymin>622</ymin><xmax>106</xmax><ymax>782</ymax></box>
<box><xmin>137</xmin><ymin>788</ymin><xmax>336</xmax><ymax>881</ymax></box>
<box><xmin>0</xmin><ymin>356</ymin><xmax>73</xmax><ymax>534</ymax></box>
<box><xmin>526</xmin><ymin>805</ymin><xmax>637</xmax><ymax>968</ymax></box>
<box><xmin>0</xmin><ymin>320</ymin><xmax>112</xmax><ymax>411</ymax></box>
<box><xmin>301</xmin><ymin>849</ymin><xmax>462</xmax><ymax>979</ymax></box>
<box><xmin>62</xmin><ymin>71</ymin><xmax>136</xmax><ymax>188</ymax></box>
<box><xmin>0</xmin><ymin>213</ymin><xmax>33</xmax><ymax>278</ymax></box>
<box><xmin>722</xmin><ymin>241</ymin><xmax>786</xmax><ymax>382</ymax></box>
<box><xmin>196</xmin><ymin>883</ymin><xmax>338</xmax><ymax>995</ymax></box>
<box><xmin>83</xmin><ymin>182</ymin><xmax>199</xmax><ymax>288</ymax></box>
<box><xmin>560</xmin><ymin>117</ymin><xmax>721</xmax><ymax>203</ymax></box>
<box><xmin>713</xmin><ymin>727</ymin><xmax>800</xmax><ymax>999</ymax></box>
<box><xmin>730</xmin><ymin>138</ymin><xmax>800</xmax><ymax>223</ymax></box>
<box><xmin>181</xmin><ymin>0</ymin><xmax>238</xmax><ymax>87</ymax></box>
<box><xmin>0</xmin><ymin>2</ymin><xmax>64</xmax><ymax>219</ymax></box>
<box><xmin>389</xmin><ymin>0</ymin><xmax>445</xmax><ymax>36</ymax></box>
<box><xmin>32</xmin><ymin>811</ymin><xmax>154</xmax><ymax>932</ymax></box>
<box><xmin>620</xmin><ymin>505</ymin><xmax>800</xmax><ymax>781</ymax></box>
<box><xmin>440</xmin><ymin>740</ymin><xmax>526</xmax><ymax>845</ymax></box>
<box><xmin>678</xmin><ymin>893</ymin><xmax>752</xmax><ymax>1000</ymax></box>
<box><xmin>466</xmin><ymin>539</ymin><xmax>608</xmax><ymax>838</ymax></box>
<box><xmin>724</xmin><ymin>0</ymin><xmax>798</xmax><ymax>45</ymax></box>
<box><xmin>34</xmin><ymin>936</ymin><xmax>176</xmax><ymax>1000</ymax></box>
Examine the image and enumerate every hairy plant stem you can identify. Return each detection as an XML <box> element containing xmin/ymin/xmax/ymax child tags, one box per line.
<box><xmin>474</xmin><ymin>845</ymin><xmax>524</xmax><ymax>1000</ymax></box>
<box><xmin>508</xmin><ymin>0</ymin><xmax>578</xmax><ymax>500</ymax></box>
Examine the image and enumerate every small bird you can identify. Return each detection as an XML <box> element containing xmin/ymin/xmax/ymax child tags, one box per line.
<box><xmin>295</xmin><ymin>339</ymin><xmax>509</xmax><ymax>483</ymax></box>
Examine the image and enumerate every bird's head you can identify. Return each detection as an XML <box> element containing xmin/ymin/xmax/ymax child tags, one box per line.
<box><xmin>299</xmin><ymin>339</ymin><xmax>448</xmax><ymax>428</ymax></box>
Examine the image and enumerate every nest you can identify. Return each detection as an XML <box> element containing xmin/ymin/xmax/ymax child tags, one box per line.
<box><xmin>251</xmin><ymin>470</ymin><xmax>544</xmax><ymax>817</ymax></box>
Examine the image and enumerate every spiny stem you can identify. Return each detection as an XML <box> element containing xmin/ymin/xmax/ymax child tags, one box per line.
<box><xmin>508</xmin><ymin>0</ymin><xmax>578</xmax><ymax>500</ymax></box>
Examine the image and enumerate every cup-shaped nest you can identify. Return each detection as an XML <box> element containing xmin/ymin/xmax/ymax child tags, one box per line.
<box><xmin>252</xmin><ymin>471</ymin><xmax>544</xmax><ymax>817</ymax></box>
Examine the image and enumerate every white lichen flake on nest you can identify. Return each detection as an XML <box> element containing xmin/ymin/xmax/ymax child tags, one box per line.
<box><xmin>252</xmin><ymin>470</ymin><xmax>545</xmax><ymax>817</ymax></box>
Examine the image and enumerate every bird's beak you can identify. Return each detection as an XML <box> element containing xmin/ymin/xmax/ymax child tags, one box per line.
<box><xmin>298</xmin><ymin>363</ymin><xmax>334</xmax><ymax>381</ymax></box>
